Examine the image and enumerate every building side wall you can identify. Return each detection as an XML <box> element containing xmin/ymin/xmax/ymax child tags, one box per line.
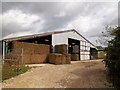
<box><xmin>52</xmin><ymin>31</ymin><xmax>87</xmax><ymax>46</ymax></box>
<box><xmin>52</xmin><ymin>31</ymin><xmax>95</xmax><ymax>60</ymax></box>
<box><xmin>2</xmin><ymin>41</ymin><xmax>5</xmax><ymax>59</ymax></box>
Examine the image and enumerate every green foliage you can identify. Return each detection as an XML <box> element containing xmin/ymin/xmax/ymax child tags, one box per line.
<box><xmin>105</xmin><ymin>26</ymin><xmax>120</xmax><ymax>88</ymax></box>
<box><xmin>2</xmin><ymin>65</ymin><xmax>31</xmax><ymax>81</ymax></box>
<box><xmin>97</xmin><ymin>26</ymin><xmax>117</xmax><ymax>46</ymax></box>
<box><xmin>96</xmin><ymin>46</ymin><xmax>105</xmax><ymax>51</ymax></box>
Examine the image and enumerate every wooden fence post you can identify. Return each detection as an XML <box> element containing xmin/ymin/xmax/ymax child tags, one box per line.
<box><xmin>21</xmin><ymin>48</ymin><xmax>24</xmax><ymax>65</ymax></box>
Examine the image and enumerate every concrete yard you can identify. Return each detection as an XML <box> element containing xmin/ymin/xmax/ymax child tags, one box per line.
<box><xmin>2</xmin><ymin>59</ymin><xmax>112</xmax><ymax>88</ymax></box>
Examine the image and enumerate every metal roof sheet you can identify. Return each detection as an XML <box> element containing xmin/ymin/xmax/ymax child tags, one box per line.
<box><xmin>3</xmin><ymin>29</ymin><xmax>96</xmax><ymax>48</ymax></box>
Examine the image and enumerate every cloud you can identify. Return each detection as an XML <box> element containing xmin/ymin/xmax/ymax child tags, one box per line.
<box><xmin>2</xmin><ymin>9</ymin><xmax>44</xmax><ymax>37</ymax></box>
<box><xmin>2</xmin><ymin>2</ymin><xmax>118</xmax><ymax>46</ymax></box>
<box><xmin>3</xmin><ymin>10</ymin><xmax>40</xmax><ymax>27</ymax></box>
<box><xmin>2</xmin><ymin>2</ymin><xmax>86</xmax><ymax>35</ymax></box>
<box><xmin>65</xmin><ymin>2</ymin><xmax>118</xmax><ymax>46</ymax></box>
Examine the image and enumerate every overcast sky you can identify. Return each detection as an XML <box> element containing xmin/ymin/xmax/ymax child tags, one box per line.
<box><xmin>1</xmin><ymin>1</ymin><xmax>118</xmax><ymax>46</ymax></box>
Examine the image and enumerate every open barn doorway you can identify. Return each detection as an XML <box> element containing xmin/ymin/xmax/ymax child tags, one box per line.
<box><xmin>90</xmin><ymin>48</ymin><xmax>98</xmax><ymax>60</ymax></box>
<box><xmin>68</xmin><ymin>38</ymin><xmax>80</xmax><ymax>60</ymax></box>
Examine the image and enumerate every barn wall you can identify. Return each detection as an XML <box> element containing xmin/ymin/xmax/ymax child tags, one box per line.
<box><xmin>80</xmin><ymin>40</ymin><xmax>90</xmax><ymax>60</ymax></box>
<box><xmin>52</xmin><ymin>31</ymin><xmax>84</xmax><ymax>46</ymax></box>
<box><xmin>2</xmin><ymin>41</ymin><xmax>5</xmax><ymax>59</ymax></box>
<box><xmin>52</xmin><ymin>31</ymin><xmax>95</xmax><ymax>60</ymax></box>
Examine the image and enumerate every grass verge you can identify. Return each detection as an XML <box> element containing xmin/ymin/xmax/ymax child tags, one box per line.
<box><xmin>2</xmin><ymin>65</ymin><xmax>31</xmax><ymax>81</ymax></box>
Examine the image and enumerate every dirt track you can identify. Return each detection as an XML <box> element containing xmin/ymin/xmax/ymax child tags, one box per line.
<box><xmin>2</xmin><ymin>59</ymin><xmax>112</xmax><ymax>88</ymax></box>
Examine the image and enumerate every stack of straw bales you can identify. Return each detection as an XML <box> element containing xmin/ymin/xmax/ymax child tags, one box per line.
<box><xmin>71</xmin><ymin>54</ymin><xmax>79</xmax><ymax>61</ymax></box>
<box><xmin>6</xmin><ymin>41</ymin><xmax>50</xmax><ymax>64</ymax></box>
<box><xmin>49</xmin><ymin>44</ymin><xmax>71</xmax><ymax>65</ymax></box>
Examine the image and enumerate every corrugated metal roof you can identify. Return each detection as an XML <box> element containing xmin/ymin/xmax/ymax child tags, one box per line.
<box><xmin>3</xmin><ymin>29</ymin><xmax>96</xmax><ymax>48</ymax></box>
<box><xmin>3</xmin><ymin>29</ymin><xmax>74</xmax><ymax>41</ymax></box>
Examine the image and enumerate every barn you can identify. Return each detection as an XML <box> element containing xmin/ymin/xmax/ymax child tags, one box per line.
<box><xmin>2</xmin><ymin>29</ymin><xmax>98</xmax><ymax>64</ymax></box>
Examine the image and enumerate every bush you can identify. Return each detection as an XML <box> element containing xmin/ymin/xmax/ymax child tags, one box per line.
<box><xmin>105</xmin><ymin>27</ymin><xmax>120</xmax><ymax>88</ymax></box>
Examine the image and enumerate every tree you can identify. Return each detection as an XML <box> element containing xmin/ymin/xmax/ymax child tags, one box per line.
<box><xmin>105</xmin><ymin>26</ymin><xmax>120</xmax><ymax>88</ymax></box>
<box><xmin>97</xmin><ymin>26</ymin><xmax>116</xmax><ymax>46</ymax></box>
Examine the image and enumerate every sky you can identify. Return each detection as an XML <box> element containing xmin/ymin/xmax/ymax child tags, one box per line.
<box><xmin>0</xmin><ymin>1</ymin><xmax>118</xmax><ymax>46</ymax></box>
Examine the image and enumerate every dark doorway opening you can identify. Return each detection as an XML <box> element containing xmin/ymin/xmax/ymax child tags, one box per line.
<box><xmin>90</xmin><ymin>48</ymin><xmax>98</xmax><ymax>60</ymax></box>
<box><xmin>18</xmin><ymin>35</ymin><xmax>52</xmax><ymax>45</ymax></box>
<box><xmin>68</xmin><ymin>38</ymin><xmax>80</xmax><ymax>60</ymax></box>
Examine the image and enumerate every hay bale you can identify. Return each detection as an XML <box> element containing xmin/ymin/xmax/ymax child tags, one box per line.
<box><xmin>34</xmin><ymin>44</ymin><xmax>50</xmax><ymax>54</ymax></box>
<box><xmin>49</xmin><ymin>53</ymin><xmax>63</xmax><ymax>65</ymax></box>
<box><xmin>22</xmin><ymin>54</ymin><xmax>49</xmax><ymax>64</ymax></box>
<box><xmin>71</xmin><ymin>54</ymin><xmax>79</xmax><ymax>61</ymax></box>
<box><xmin>49</xmin><ymin>53</ymin><xmax>70</xmax><ymax>65</ymax></box>
<box><xmin>12</xmin><ymin>41</ymin><xmax>34</xmax><ymax>54</ymax></box>
<box><xmin>65</xmin><ymin>54</ymin><xmax>71</xmax><ymax>64</ymax></box>
<box><xmin>13</xmin><ymin>41</ymin><xmax>50</xmax><ymax>54</ymax></box>
<box><xmin>55</xmin><ymin>44</ymin><xmax>67</xmax><ymax>54</ymax></box>
<box><xmin>61</xmin><ymin>55</ymin><xmax>66</xmax><ymax>64</ymax></box>
<box><xmin>22</xmin><ymin>54</ymin><xmax>31</xmax><ymax>64</ymax></box>
<box><xmin>31</xmin><ymin>54</ymin><xmax>48</xmax><ymax>64</ymax></box>
<box><xmin>5</xmin><ymin>53</ymin><xmax>21</xmax><ymax>62</ymax></box>
<box><xmin>9</xmin><ymin>41</ymin><xmax>50</xmax><ymax>64</ymax></box>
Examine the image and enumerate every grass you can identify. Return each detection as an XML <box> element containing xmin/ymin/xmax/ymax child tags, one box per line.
<box><xmin>2</xmin><ymin>65</ymin><xmax>31</xmax><ymax>81</ymax></box>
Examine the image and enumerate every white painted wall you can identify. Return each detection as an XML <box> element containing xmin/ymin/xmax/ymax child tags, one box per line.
<box><xmin>2</xmin><ymin>41</ymin><xmax>5</xmax><ymax>59</ymax></box>
<box><xmin>52</xmin><ymin>32</ymin><xmax>68</xmax><ymax>46</ymax></box>
<box><xmin>52</xmin><ymin>31</ymin><xmax>95</xmax><ymax>60</ymax></box>
<box><xmin>52</xmin><ymin>31</ymin><xmax>89</xmax><ymax>46</ymax></box>
<box><xmin>80</xmin><ymin>51</ymin><xmax>90</xmax><ymax>60</ymax></box>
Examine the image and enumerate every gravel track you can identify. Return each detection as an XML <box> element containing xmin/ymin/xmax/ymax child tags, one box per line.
<box><xmin>2</xmin><ymin>59</ymin><xmax>112</xmax><ymax>88</ymax></box>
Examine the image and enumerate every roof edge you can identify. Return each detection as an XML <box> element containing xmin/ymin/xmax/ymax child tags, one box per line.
<box><xmin>72</xmin><ymin>29</ymin><xmax>96</xmax><ymax>48</ymax></box>
<box><xmin>3</xmin><ymin>29</ymin><xmax>96</xmax><ymax>49</ymax></box>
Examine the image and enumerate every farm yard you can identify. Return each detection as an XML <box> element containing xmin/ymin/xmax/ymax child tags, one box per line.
<box><xmin>1</xmin><ymin>29</ymin><xmax>106</xmax><ymax>88</ymax></box>
<box><xmin>2</xmin><ymin>59</ymin><xmax>112</xmax><ymax>88</ymax></box>
<box><xmin>1</xmin><ymin>1</ymin><xmax>119</xmax><ymax>89</ymax></box>
<box><xmin>1</xmin><ymin>29</ymin><xmax>115</xmax><ymax>89</ymax></box>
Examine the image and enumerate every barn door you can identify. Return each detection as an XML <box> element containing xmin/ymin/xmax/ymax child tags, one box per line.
<box><xmin>68</xmin><ymin>38</ymin><xmax>80</xmax><ymax>60</ymax></box>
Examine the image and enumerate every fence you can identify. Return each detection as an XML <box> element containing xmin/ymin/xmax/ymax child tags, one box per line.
<box><xmin>5</xmin><ymin>47</ymin><xmax>24</xmax><ymax>65</ymax></box>
<box><xmin>2</xmin><ymin>41</ymin><xmax>51</xmax><ymax>80</ymax></box>
<box><xmin>2</xmin><ymin>48</ymin><xmax>30</xmax><ymax>81</ymax></box>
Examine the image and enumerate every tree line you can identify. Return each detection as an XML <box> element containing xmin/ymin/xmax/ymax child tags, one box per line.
<box><xmin>103</xmin><ymin>26</ymin><xmax>120</xmax><ymax>88</ymax></box>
